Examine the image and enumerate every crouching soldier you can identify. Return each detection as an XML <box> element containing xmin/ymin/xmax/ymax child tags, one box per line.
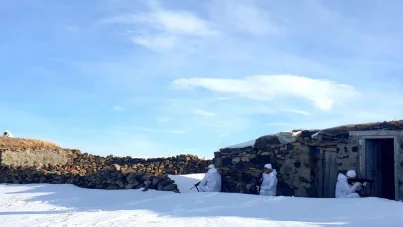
<box><xmin>259</xmin><ymin>164</ymin><xmax>278</xmax><ymax>196</ymax></box>
<box><xmin>335</xmin><ymin>170</ymin><xmax>361</xmax><ymax>198</ymax></box>
<box><xmin>198</xmin><ymin>164</ymin><xmax>221</xmax><ymax>192</ymax></box>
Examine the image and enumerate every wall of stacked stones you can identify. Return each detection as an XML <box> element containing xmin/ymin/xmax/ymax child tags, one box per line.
<box><xmin>0</xmin><ymin>149</ymin><xmax>211</xmax><ymax>193</ymax></box>
<box><xmin>213</xmin><ymin>134</ymin><xmax>366</xmax><ymax>197</ymax></box>
<box><xmin>334</xmin><ymin>137</ymin><xmax>359</xmax><ymax>172</ymax></box>
<box><xmin>213</xmin><ymin>136</ymin><xmax>317</xmax><ymax>197</ymax></box>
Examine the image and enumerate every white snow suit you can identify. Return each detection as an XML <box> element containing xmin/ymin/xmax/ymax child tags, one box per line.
<box><xmin>259</xmin><ymin>170</ymin><xmax>278</xmax><ymax>196</ymax></box>
<box><xmin>199</xmin><ymin>168</ymin><xmax>221</xmax><ymax>192</ymax></box>
<box><xmin>335</xmin><ymin>173</ymin><xmax>360</xmax><ymax>198</ymax></box>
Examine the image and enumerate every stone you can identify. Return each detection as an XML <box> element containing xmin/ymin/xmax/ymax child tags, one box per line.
<box><xmin>126</xmin><ymin>173</ymin><xmax>135</xmax><ymax>182</ymax></box>
<box><xmin>232</xmin><ymin>157</ymin><xmax>241</xmax><ymax>164</ymax></box>
<box><xmin>241</xmin><ymin>156</ymin><xmax>250</xmax><ymax>162</ymax></box>
<box><xmin>163</xmin><ymin>184</ymin><xmax>177</xmax><ymax>191</ymax></box>
<box><xmin>141</xmin><ymin>173</ymin><xmax>153</xmax><ymax>181</ymax></box>
<box><xmin>158</xmin><ymin>183</ymin><xmax>163</xmax><ymax>191</ymax></box>
<box><xmin>113</xmin><ymin>164</ymin><xmax>121</xmax><ymax>172</ymax></box>
<box><xmin>152</xmin><ymin>178</ymin><xmax>159</xmax><ymax>187</ymax></box>
<box><xmin>124</xmin><ymin>167</ymin><xmax>136</xmax><ymax>175</ymax></box>
<box><xmin>214</xmin><ymin>158</ymin><xmax>222</xmax><ymax>168</ymax></box>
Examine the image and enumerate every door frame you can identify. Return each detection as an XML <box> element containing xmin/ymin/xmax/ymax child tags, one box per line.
<box><xmin>350</xmin><ymin>130</ymin><xmax>400</xmax><ymax>201</ymax></box>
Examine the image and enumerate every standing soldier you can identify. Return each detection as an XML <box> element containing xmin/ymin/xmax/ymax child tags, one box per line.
<box><xmin>259</xmin><ymin>164</ymin><xmax>278</xmax><ymax>196</ymax></box>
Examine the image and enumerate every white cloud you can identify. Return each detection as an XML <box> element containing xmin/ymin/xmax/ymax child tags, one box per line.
<box><xmin>135</xmin><ymin>10</ymin><xmax>217</xmax><ymax>36</ymax></box>
<box><xmin>193</xmin><ymin>109</ymin><xmax>216</xmax><ymax>117</ymax></box>
<box><xmin>113</xmin><ymin>105</ymin><xmax>126</xmax><ymax>112</ymax></box>
<box><xmin>130</xmin><ymin>33</ymin><xmax>179</xmax><ymax>52</ymax></box>
<box><xmin>173</xmin><ymin>75</ymin><xmax>359</xmax><ymax>111</ymax></box>
<box><xmin>101</xmin><ymin>1</ymin><xmax>217</xmax><ymax>52</ymax></box>
<box><xmin>280</xmin><ymin>109</ymin><xmax>310</xmax><ymax>116</ymax></box>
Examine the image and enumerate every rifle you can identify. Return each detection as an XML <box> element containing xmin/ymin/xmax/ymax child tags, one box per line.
<box><xmin>348</xmin><ymin>178</ymin><xmax>375</xmax><ymax>197</ymax></box>
<box><xmin>190</xmin><ymin>182</ymin><xmax>201</xmax><ymax>192</ymax></box>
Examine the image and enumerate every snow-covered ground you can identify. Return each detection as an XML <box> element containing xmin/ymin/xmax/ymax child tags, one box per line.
<box><xmin>1</xmin><ymin>174</ymin><xmax>403</xmax><ymax>227</ymax></box>
<box><xmin>168</xmin><ymin>174</ymin><xmax>205</xmax><ymax>193</ymax></box>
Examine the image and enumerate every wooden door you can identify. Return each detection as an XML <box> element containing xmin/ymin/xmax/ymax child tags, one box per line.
<box><xmin>316</xmin><ymin>147</ymin><xmax>338</xmax><ymax>198</ymax></box>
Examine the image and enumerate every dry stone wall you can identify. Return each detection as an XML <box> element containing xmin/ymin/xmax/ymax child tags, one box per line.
<box><xmin>214</xmin><ymin>132</ymin><xmax>318</xmax><ymax>197</ymax></box>
<box><xmin>0</xmin><ymin>149</ymin><xmax>211</xmax><ymax>193</ymax></box>
<box><xmin>213</xmin><ymin>130</ymin><xmax>364</xmax><ymax>198</ymax></box>
<box><xmin>335</xmin><ymin>138</ymin><xmax>359</xmax><ymax>171</ymax></box>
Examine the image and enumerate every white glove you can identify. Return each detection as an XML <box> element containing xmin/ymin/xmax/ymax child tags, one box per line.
<box><xmin>353</xmin><ymin>182</ymin><xmax>362</xmax><ymax>188</ymax></box>
<box><xmin>362</xmin><ymin>182</ymin><xmax>368</xmax><ymax>187</ymax></box>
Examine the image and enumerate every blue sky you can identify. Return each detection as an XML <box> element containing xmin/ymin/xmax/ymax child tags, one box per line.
<box><xmin>1</xmin><ymin>0</ymin><xmax>403</xmax><ymax>157</ymax></box>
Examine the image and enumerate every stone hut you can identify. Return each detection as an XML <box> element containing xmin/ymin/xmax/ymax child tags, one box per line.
<box><xmin>213</xmin><ymin>120</ymin><xmax>403</xmax><ymax>201</ymax></box>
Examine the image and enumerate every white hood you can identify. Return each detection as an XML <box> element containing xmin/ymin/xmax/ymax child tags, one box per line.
<box><xmin>207</xmin><ymin>168</ymin><xmax>218</xmax><ymax>174</ymax></box>
<box><xmin>337</xmin><ymin>173</ymin><xmax>347</xmax><ymax>180</ymax></box>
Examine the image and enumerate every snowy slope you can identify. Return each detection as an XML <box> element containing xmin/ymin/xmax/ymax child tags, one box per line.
<box><xmin>1</xmin><ymin>181</ymin><xmax>403</xmax><ymax>226</ymax></box>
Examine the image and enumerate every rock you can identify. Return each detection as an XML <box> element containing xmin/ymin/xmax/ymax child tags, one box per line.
<box><xmin>141</xmin><ymin>173</ymin><xmax>153</xmax><ymax>182</ymax></box>
<box><xmin>113</xmin><ymin>164</ymin><xmax>121</xmax><ymax>172</ymax></box>
<box><xmin>124</xmin><ymin>167</ymin><xmax>135</xmax><ymax>175</ymax></box>
<box><xmin>125</xmin><ymin>184</ymin><xmax>134</xmax><ymax>189</ymax></box>
<box><xmin>158</xmin><ymin>183</ymin><xmax>163</xmax><ymax>191</ymax></box>
<box><xmin>241</xmin><ymin>156</ymin><xmax>250</xmax><ymax>162</ymax></box>
<box><xmin>126</xmin><ymin>173</ymin><xmax>135</xmax><ymax>182</ymax></box>
<box><xmin>116</xmin><ymin>180</ymin><xmax>125</xmax><ymax>188</ymax></box>
<box><xmin>152</xmin><ymin>178</ymin><xmax>159</xmax><ymax>187</ymax></box>
<box><xmin>163</xmin><ymin>184</ymin><xmax>177</xmax><ymax>191</ymax></box>
<box><xmin>232</xmin><ymin>157</ymin><xmax>241</xmax><ymax>164</ymax></box>
<box><xmin>134</xmin><ymin>172</ymin><xmax>144</xmax><ymax>180</ymax></box>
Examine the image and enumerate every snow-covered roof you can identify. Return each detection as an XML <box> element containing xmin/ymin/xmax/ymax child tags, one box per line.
<box><xmin>222</xmin><ymin>139</ymin><xmax>256</xmax><ymax>149</ymax></box>
<box><xmin>220</xmin><ymin>120</ymin><xmax>403</xmax><ymax>150</ymax></box>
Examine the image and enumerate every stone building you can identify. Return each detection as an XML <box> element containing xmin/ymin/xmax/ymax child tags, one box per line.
<box><xmin>213</xmin><ymin>120</ymin><xmax>403</xmax><ymax>201</ymax></box>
